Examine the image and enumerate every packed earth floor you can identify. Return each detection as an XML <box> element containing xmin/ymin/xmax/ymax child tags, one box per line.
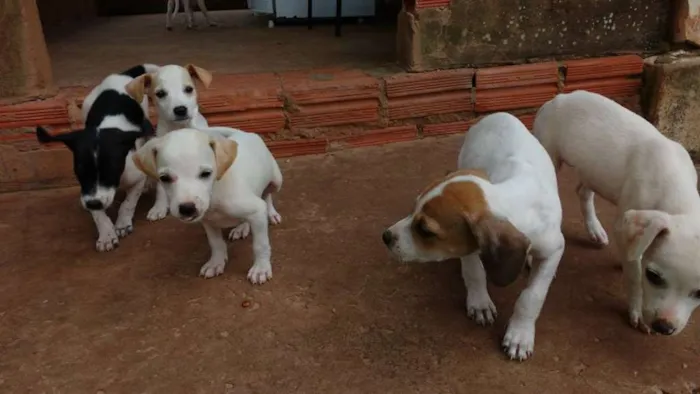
<box><xmin>0</xmin><ymin>136</ymin><xmax>698</xmax><ymax>393</ymax></box>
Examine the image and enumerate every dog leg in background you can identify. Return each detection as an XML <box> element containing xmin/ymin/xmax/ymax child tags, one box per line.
<box><xmin>196</xmin><ymin>0</ymin><xmax>217</xmax><ymax>26</ymax></box>
<box><xmin>92</xmin><ymin>210</ymin><xmax>119</xmax><ymax>252</ymax></box>
<box><xmin>183</xmin><ymin>0</ymin><xmax>195</xmax><ymax>29</ymax></box>
<box><xmin>165</xmin><ymin>0</ymin><xmax>175</xmax><ymax>30</ymax></box>
<box><xmin>200</xmin><ymin>222</ymin><xmax>228</xmax><ymax>278</ymax></box>
<box><xmin>147</xmin><ymin>183</ymin><xmax>169</xmax><ymax>221</ymax></box>
<box><xmin>502</xmin><ymin>234</ymin><xmax>564</xmax><ymax>361</ymax></box>
<box><xmin>115</xmin><ymin>179</ymin><xmax>147</xmax><ymax>237</ymax></box>
<box><xmin>577</xmin><ymin>183</ymin><xmax>609</xmax><ymax>246</ymax></box>
<box><xmin>246</xmin><ymin>198</ymin><xmax>273</xmax><ymax>284</ymax></box>
<box><xmin>461</xmin><ymin>252</ymin><xmax>497</xmax><ymax>326</ymax></box>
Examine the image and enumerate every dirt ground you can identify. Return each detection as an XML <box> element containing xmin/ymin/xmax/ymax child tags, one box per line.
<box><xmin>45</xmin><ymin>10</ymin><xmax>397</xmax><ymax>87</ymax></box>
<box><xmin>0</xmin><ymin>136</ymin><xmax>698</xmax><ymax>394</ymax></box>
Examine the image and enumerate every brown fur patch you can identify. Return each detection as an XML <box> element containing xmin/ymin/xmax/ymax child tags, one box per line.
<box><xmin>419</xmin><ymin>168</ymin><xmax>489</xmax><ymax>201</ymax></box>
<box><xmin>413</xmin><ymin>180</ymin><xmax>488</xmax><ymax>257</ymax></box>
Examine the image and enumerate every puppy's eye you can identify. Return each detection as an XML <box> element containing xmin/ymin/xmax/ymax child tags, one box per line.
<box><xmin>414</xmin><ymin>221</ymin><xmax>435</xmax><ymax>238</ymax></box>
<box><xmin>159</xmin><ymin>174</ymin><xmax>173</xmax><ymax>183</ymax></box>
<box><xmin>155</xmin><ymin>90</ymin><xmax>167</xmax><ymax>99</ymax></box>
<box><xmin>645</xmin><ymin>268</ymin><xmax>665</xmax><ymax>287</ymax></box>
<box><xmin>199</xmin><ymin>169</ymin><xmax>212</xmax><ymax>179</ymax></box>
<box><xmin>691</xmin><ymin>290</ymin><xmax>700</xmax><ymax>300</ymax></box>
<box><xmin>184</xmin><ymin>86</ymin><xmax>194</xmax><ymax>94</ymax></box>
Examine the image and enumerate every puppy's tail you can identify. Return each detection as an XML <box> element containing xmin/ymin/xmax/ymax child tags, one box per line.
<box><xmin>36</xmin><ymin>126</ymin><xmax>54</xmax><ymax>143</ymax></box>
<box><xmin>143</xmin><ymin>63</ymin><xmax>160</xmax><ymax>74</ymax></box>
<box><xmin>120</xmin><ymin>64</ymin><xmax>160</xmax><ymax>79</ymax></box>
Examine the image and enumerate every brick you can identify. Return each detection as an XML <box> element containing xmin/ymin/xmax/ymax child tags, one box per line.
<box><xmin>0</xmin><ymin>99</ymin><xmax>69</xmax><ymax>129</ymax></box>
<box><xmin>476</xmin><ymin>62</ymin><xmax>559</xmax><ymax>89</ymax></box>
<box><xmin>289</xmin><ymin>100</ymin><xmax>379</xmax><ymax>129</ymax></box>
<box><xmin>565</xmin><ymin>55</ymin><xmax>643</xmax><ymax>82</ymax></box>
<box><xmin>331</xmin><ymin>126</ymin><xmax>417</xmax><ymax>149</ymax></box>
<box><xmin>207</xmin><ymin>109</ymin><xmax>285</xmax><ymax>134</ymax></box>
<box><xmin>475</xmin><ymin>85</ymin><xmax>557</xmax><ymax>112</ymax></box>
<box><xmin>267</xmin><ymin>139</ymin><xmax>327</xmax><ymax>158</ymax></box>
<box><xmin>563</xmin><ymin>78</ymin><xmax>641</xmax><ymax>98</ymax></box>
<box><xmin>423</xmin><ymin>120</ymin><xmax>473</xmax><ymax>136</ymax></box>
<box><xmin>518</xmin><ymin>113</ymin><xmax>537</xmax><ymax>130</ymax></box>
<box><xmin>416</xmin><ymin>0</ymin><xmax>450</xmax><ymax>8</ymax></box>
<box><xmin>385</xmin><ymin>68</ymin><xmax>474</xmax><ymax>98</ymax></box>
<box><xmin>199</xmin><ymin>72</ymin><xmax>283</xmax><ymax>113</ymax></box>
<box><xmin>282</xmin><ymin>69</ymin><xmax>379</xmax><ymax>105</ymax></box>
<box><xmin>388</xmin><ymin>91</ymin><xmax>472</xmax><ymax>120</ymax></box>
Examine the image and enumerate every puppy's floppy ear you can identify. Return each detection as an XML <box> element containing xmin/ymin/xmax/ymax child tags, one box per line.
<box><xmin>208</xmin><ymin>136</ymin><xmax>238</xmax><ymax>180</ymax></box>
<box><xmin>616</xmin><ymin>209</ymin><xmax>670</xmax><ymax>262</ymax></box>
<box><xmin>132</xmin><ymin>137</ymin><xmax>162</xmax><ymax>179</ymax></box>
<box><xmin>186</xmin><ymin>64</ymin><xmax>213</xmax><ymax>89</ymax></box>
<box><xmin>36</xmin><ymin>126</ymin><xmax>84</xmax><ymax>150</ymax></box>
<box><xmin>125</xmin><ymin>73</ymin><xmax>153</xmax><ymax>103</ymax></box>
<box><xmin>465</xmin><ymin>213</ymin><xmax>531</xmax><ymax>287</ymax></box>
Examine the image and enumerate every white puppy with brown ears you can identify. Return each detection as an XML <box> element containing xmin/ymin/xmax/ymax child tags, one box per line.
<box><xmin>126</xmin><ymin>64</ymin><xmax>213</xmax><ymax>222</ymax></box>
<box><xmin>132</xmin><ymin>127</ymin><xmax>283</xmax><ymax>284</ymax></box>
<box><xmin>534</xmin><ymin>90</ymin><xmax>700</xmax><ymax>336</ymax></box>
<box><xmin>383</xmin><ymin>113</ymin><xmax>565</xmax><ymax>361</ymax></box>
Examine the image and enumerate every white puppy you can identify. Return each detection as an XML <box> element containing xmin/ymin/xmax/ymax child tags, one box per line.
<box><xmin>126</xmin><ymin>64</ymin><xmax>212</xmax><ymax>222</ymax></box>
<box><xmin>133</xmin><ymin>127</ymin><xmax>283</xmax><ymax>284</ymax></box>
<box><xmin>534</xmin><ymin>90</ymin><xmax>700</xmax><ymax>336</ymax></box>
<box><xmin>166</xmin><ymin>0</ymin><xmax>217</xmax><ymax>30</ymax></box>
<box><xmin>383</xmin><ymin>113</ymin><xmax>565</xmax><ymax>361</ymax></box>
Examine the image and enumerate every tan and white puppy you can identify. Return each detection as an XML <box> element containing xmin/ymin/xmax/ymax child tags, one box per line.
<box><xmin>534</xmin><ymin>90</ymin><xmax>700</xmax><ymax>336</ymax></box>
<box><xmin>133</xmin><ymin>127</ymin><xmax>283</xmax><ymax>284</ymax></box>
<box><xmin>126</xmin><ymin>64</ymin><xmax>213</xmax><ymax>222</ymax></box>
<box><xmin>383</xmin><ymin>113</ymin><xmax>565</xmax><ymax>361</ymax></box>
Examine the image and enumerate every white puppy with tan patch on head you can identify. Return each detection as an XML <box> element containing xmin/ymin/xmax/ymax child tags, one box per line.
<box><xmin>126</xmin><ymin>64</ymin><xmax>213</xmax><ymax>222</ymax></box>
<box><xmin>383</xmin><ymin>112</ymin><xmax>565</xmax><ymax>361</ymax></box>
<box><xmin>534</xmin><ymin>90</ymin><xmax>700</xmax><ymax>336</ymax></box>
<box><xmin>133</xmin><ymin>127</ymin><xmax>283</xmax><ymax>284</ymax></box>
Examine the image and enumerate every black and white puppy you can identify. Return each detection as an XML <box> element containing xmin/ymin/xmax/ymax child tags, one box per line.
<box><xmin>36</xmin><ymin>64</ymin><xmax>159</xmax><ymax>252</ymax></box>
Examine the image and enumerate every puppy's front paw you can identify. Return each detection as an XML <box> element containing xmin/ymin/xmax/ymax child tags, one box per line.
<box><xmin>502</xmin><ymin>320</ymin><xmax>535</xmax><ymax>361</ymax></box>
<box><xmin>200</xmin><ymin>259</ymin><xmax>226</xmax><ymax>279</ymax></box>
<box><xmin>268</xmin><ymin>211</ymin><xmax>282</xmax><ymax>225</ymax></box>
<box><xmin>629</xmin><ymin>310</ymin><xmax>652</xmax><ymax>334</ymax></box>
<box><xmin>247</xmin><ymin>261</ymin><xmax>272</xmax><ymax>285</ymax></box>
<box><xmin>115</xmin><ymin>221</ymin><xmax>133</xmax><ymax>238</ymax></box>
<box><xmin>228</xmin><ymin>222</ymin><xmax>251</xmax><ymax>241</ymax></box>
<box><xmin>466</xmin><ymin>292</ymin><xmax>497</xmax><ymax>326</ymax></box>
<box><xmin>96</xmin><ymin>227</ymin><xmax>119</xmax><ymax>252</ymax></box>
<box><xmin>147</xmin><ymin>204</ymin><xmax>168</xmax><ymax>221</ymax></box>
<box><xmin>585</xmin><ymin>218</ymin><xmax>609</xmax><ymax>246</ymax></box>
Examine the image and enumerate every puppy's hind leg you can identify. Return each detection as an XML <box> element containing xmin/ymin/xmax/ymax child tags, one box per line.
<box><xmin>183</xmin><ymin>0</ymin><xmax>195</xmax><ymax>29</ymax></box>
<box><xmin>577</xmin><ymin>183</ymin><xmax>609</xmax><ymax>246</ymax></box>
<box><xmin>165</xmin><ymin>0</ymin><xmax>175</xmax><ymax>30</ymax></box>
<box><xmin>246</xmin><ymin>198</ymin><xmax>273</xmax><ymax>285</ymax></box>
<box><xmin>196</xmin><ymin>0</ymin><xmax>217</xmax><ymax>26</ymax></box>
<box><xmin>503</xmin><ymin>233</ymin><xmax>564</xmax><ymax>361</ymax></box>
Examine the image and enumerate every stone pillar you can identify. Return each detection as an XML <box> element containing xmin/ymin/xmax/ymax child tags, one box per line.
<box><xmin>0</xmin><ymin>0</ymin><xmax>54</xmax><ymax>100</ymax></box>
<box><xmin>643</xmin><ymin>51</ymin><xmax>700</xmax><ymax>157</ymax></box>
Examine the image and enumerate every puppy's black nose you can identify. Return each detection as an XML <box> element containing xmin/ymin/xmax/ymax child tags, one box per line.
<box><xmin>651</xmin><ymin>319</ymin><xmax>676</xmax><ymax>335</ymax></box>
<box><xmin>85</xmin><ymin>200</ymin><xmax>104</xmax><ymax>211</ymax></box>
<box><xmin>382</xmin><ymin>230</ymin><xmax>395</xmax><ymax>247</ymax></box>
<box><xmin>173</xmin><ymin>106</ymin><xmax>188</xmax><ymax>117</ymax></box>
<box><xmin>178</xmin><ymin>202</ymin><xmax>197</xmax><ymax>217</ymax></box>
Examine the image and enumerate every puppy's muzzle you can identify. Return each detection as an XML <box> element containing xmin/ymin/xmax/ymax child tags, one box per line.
<box><xmin>651</xmin><ymin>319</ymin><xmax>676</xmax><ymax>336</ymax></box>
<box><xmin>173</xmin><ymin>106</ymin><xmax>189</xmax><ymax>120</ymax></box>
<box><xmin>382</xmin><ymin>229</ymin><xmax>396</xmax><ymax>248</ymax></box>
<box><xmin>85</xmin><ymin>199</ymin><xmax>104</xmax><ymax>211</ymax></box>
<box><xmin>178</xmin><ymin>202</ymin><xmax>198</xmax><ymax>219</ymax></box>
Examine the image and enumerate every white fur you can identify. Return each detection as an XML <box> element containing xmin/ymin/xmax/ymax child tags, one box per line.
<box><xmin>386</xmin><ymin>113</ymin><xmax>565</xmax><ymax>360</ymax></box>
<box><xmin>80</xmin><ymin>71</ymin><xmax>156</xmax><ymax>252</ymax></box>
<box><xmin>136</xmin><ymin>127</ymin><xmax>283</xmax><ymax>284</ymax></box>
<box><xmin>146</xmin><ymin>64</ymin><xmax>211</xmax><ymax>222</ymax></box>
<box><xmin>533</xmin><ymin>90</ymin><xmax>700</xmax><ymax>335</ymax></box>
<box><xmin>165</xmin><ymin>0</ymin><xmax>217</xmax><ymax>30</ymax></box>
